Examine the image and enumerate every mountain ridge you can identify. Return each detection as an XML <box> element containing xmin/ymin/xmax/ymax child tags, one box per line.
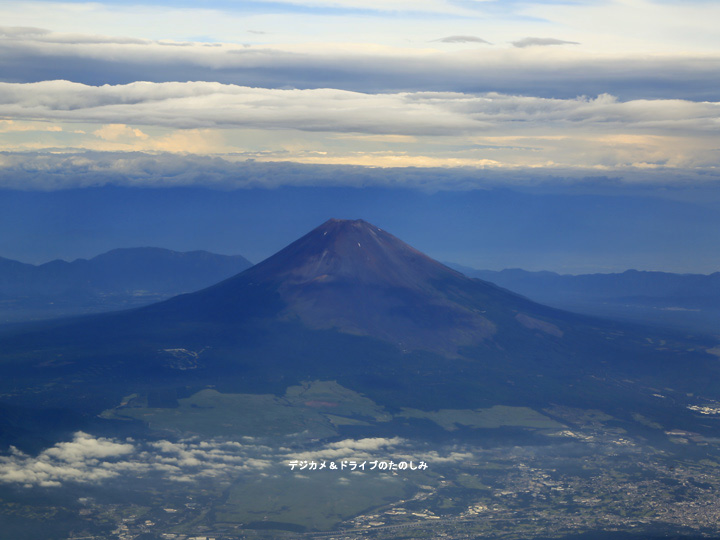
<box><xmin>450</xmin><ymin>264</ymin><xmax>720</xmax><ymax>335</ymax></box>
<box><xmin>0</xmin><ymin>219</ymin><xmax>718</xmax><ymax>442</ymax></box>
<box><xmin>0</xmin><ymin>247</ymin><xmax>253</xmax><ymax>323</ymax></box>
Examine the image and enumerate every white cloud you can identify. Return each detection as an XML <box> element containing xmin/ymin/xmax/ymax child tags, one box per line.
<box><xmin>0</xmin><ymin>120</ymin><xmax>64</xmax><ymax>133</ymax></box>
<box><xmin>325</xmin><ymin>437</ymin><xmax>404</xmax><ymax>450</ymax></box>
<box><xmin>512</xmin><ymin>37</ymin><xmax>580</xmax><ymax>48</ymax></box>
<box><xmin>0</xmin><ymin>1</ymin><xmax>717</xmax><ymax>56</ymax></box>
<box><xmin>290</xmin><ymin>437</ymin><xmax>405</xmax><ymax>459</ymax></box>
<box><xmin>0</xmin><ymin>433</ymin><xmax>275</xmax><ymax>488</ymax></box>
<box><xmin>246</xmin><ymin>0</ymin><xmax>487</xmax><ymax>14</ymax></box>
<box><xmin>518</xmin><ymin>0</ymin><xmax>720</xmax><ymax>54</ymax></box>
<box><xmin>1</xmin><ymin>81</ymin><xmax>718</xmax><ymax>138</ymax></box>
<box><xmin>93</xmin><ymin>124</ymin><xmax>149</xmax><ymax>141</ymax></box>
<box><xmin>0</xmin><ymin>24</ymin><xmax>719</xmax><ymax>111</ymax></box>
<box><xmin>43</xmin><ymin>432</ymin><xmax>134</xmax><ymax>462</ymax></box>
<box><xmin>0</xmin><ymin>81</ymin><xmax>718</xmax><ymax>172</ymax></box>
<box><xmin>0</xmin><ymin>432</ymin><xmax>476</xmax><ymax>489</ymax></box>
<box><xmin>0</xmin><ymin>433</ymin><xmax>134</xmax><ymax>487</ymax></box>
<box><xmin>433</xmin><ymin>35</ymin><xmax>491</xmax><ymax>44</ymax></box>
<box><xmin>0</xmin><ymin>24</ymin><xmax>148</xmax><ymax>45</ymax></box>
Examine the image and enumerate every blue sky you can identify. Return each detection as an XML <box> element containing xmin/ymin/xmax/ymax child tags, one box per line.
<box><xmin>3</xmin><ymin>184</ymin><xmax>719</xmax><ymax>274</ymax></box>
<box><xmin>0</xmin><ymin>0</ymin><xmax>718</xmax><ymax>272</ymax></box>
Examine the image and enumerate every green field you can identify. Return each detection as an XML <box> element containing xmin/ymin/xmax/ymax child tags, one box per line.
<box><xmin>285</xmin><ymin>380</ymin><xmax>392</xmax><ymax>422</ymax></box>
<box><xmin>398</xmin><ymin>405</ymin><xmax>564</xmax><ymax>431</ymax></box>
<box><xmin>103</xmin><ymin>388</ymin><xmax>335</xmax><ymax>438</ymax></box>
<box><xmin>215</xmin><ymin>471</ymin><xmax>409</xmax><ymax>531</ymax></box>
<box><xmin>102</xmin><ymin>382</ymin><xmax>565</xmax><ymax>441</ymax></box>
<box><xmin>102</xmin><ymin>380</ymin><xmax>391</xmax><ymax>438</ymax></box>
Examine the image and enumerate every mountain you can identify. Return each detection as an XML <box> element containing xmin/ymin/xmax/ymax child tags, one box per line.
<box><xmin>449</xmin><ymin>266</ymin><xmax>720</xmax><ymax>335</ymax></box>
<box><xmin>0</xmin><ymin>247</ymin><xmax>253</xmax><ymax>323</ymax></box>
<box><xmin>0</xmin><ymin>219</ymin><xmax>719</xmax><ymax>444</ymax></box>
<box><xmin>151</xmin><ymin>218</ymin><xmax>505</xmax><ymax>353</ymax></box>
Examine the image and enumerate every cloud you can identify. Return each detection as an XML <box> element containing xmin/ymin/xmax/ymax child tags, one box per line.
<box><xmin>1</xmin><ymin>0</ymin><xmax>717</xmax><ymax>59</ymax></box>
<box><xmin>248</xmin><ymin>0</ymin><xmax>483</xmax><ymax>14</ymax></box>
<box><xmin>326</xmin><ymin>437</ymin><xmax>404</xmax><ymax>451</ymax></box>
<box><xmin>1</xmin><ymin>81</ymin><xmax>718</xmax><ymax>139</ymax></box>
<box><xmin>0</xmin><ymin>26</ymin><xmax>50</xmax><ymax>38</ymax></box>
<box><xmin>93</xmin><ymin>124</ymin><xmax>149</xmax><ymax>141</ymax></box>
<box><xmin>43</xmin><ymin>432</ymin><xmax>134</xmax><ymax>462</ymax></box>
<box><xmin>1</xmin><ymin>26</ymin><xmax>720</xmax><ymax>101</ymax></box>
<box><xmin>89</xmin><ymin>124</ymin><xmax>226</xmax><ymax>154</ymax></box>
<box><xmin>0</xmin><ymin>432</ymin><xmax>475</xmax><ymax>488</ymax></box>
<box><xmin>280</xmin><ymin>437</ymin><xmax>471</xmax><ymax>464</ymax></box>
<box><xmin>432</xmin><ymin>35</ymin><xmax>491</xmax><ymax>44</ymax></box>
<box><xmin>0</xmin><ymin>82</ymin><xmax>718</xmax><ymax>174</ymax></box>
<box><xmin>512</xmin><ymin>37</ymin><xmax>580</xmax><ymax>48</ymax></box>
<box><xmin>0</xmin><ymin>120</ymin><xmax>63</xmax><ymax>133</ymax></box>
<box><xmin>149</xmin><ymin>129</ymin><xmax>228</xmax><ymax>154</ymax></box>
<box><xmin>0</xmin><ymin>433</ymin><xmax>275</xmax><ymax>488</ymax></box>
<box><xmin>0</xmin><ymin>432</ymin><xmax>135</xmax><ymax>488</ymax></box>
<box><xmin>1</xmin><ymin>151</ymin><xmax>718</xmax><ymax>192</ymax></box>
<box><xmin>518</xmin><ymin>0</ymin><xmax>720</xmax><ymax>54</ymax></box>
<box><xmin>0</xmin><ymin>25</ymin><xmax>148</xmax><ymax>45</ymax></box>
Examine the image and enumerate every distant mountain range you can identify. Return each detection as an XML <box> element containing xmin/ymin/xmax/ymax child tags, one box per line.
<box><xmin>448</xmin><ymin>265</ymin><xmax>720</xmax><ymax>336</ymax></box>
<box><xmin>1</xmin><ymin>219</ymin><xmax>718</xmax><ymax>452</ymax></box>
<box><xmin>1</xmin><ymin>244</ymin><xmax>716</xmax><ymax>338</ymax></box>
<box><xmin>0</xmin><ymin>248</ymin><xmax>253</xmax><ymax>323</ymax></box>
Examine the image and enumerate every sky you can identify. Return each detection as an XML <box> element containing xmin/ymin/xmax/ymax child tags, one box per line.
<box><xmin>0</xmin><ymin>0</ymin><xmax>718</xmax><ymax>272</ymax></box>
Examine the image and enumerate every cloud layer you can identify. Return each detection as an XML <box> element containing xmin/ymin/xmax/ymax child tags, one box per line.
<box><xmin>0</xmin><ymin>80</ymin><xmax>718</xmax><ymax>174</ymax></box>
<box><xmin>1</xmin><ymin>0</ymin><xmax>719</xmax><ymax>191</ymax></box>
<box><xmin>2</xmin><ymin>0</ymin><xmax>719</xmax><ymax>57</ymax></box>
<box><xmin>2</xmin><ymin>25</ymin><xmax>720</xmax><ymax>101</ymax></box>
<box><xmin>0</xmin><ymin>432</ymin><xmax>463</xmax><ymax>488</ymax></box>
<box><xmin>2</xmin><ymin>151</ymin><xmax>719</xmax><ymax>193</ymax></box>
<box><xmin>2</xmin><ymin>81</ymin><xmax>717</xmax><ymax>136</ymax></box>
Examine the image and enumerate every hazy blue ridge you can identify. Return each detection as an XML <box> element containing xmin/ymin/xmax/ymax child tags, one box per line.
<box><xmin>0</xmin><ymin>247</ymin><xmax>253</xmax><ymax>323</ymax></box>
<box><xmin>448</xmin><ymin>264</ymin><xmax>720</xmax><ymax>335</ymax></box>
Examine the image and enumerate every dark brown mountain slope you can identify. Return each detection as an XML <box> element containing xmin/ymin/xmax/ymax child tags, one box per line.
<box><xmin>0</xmin><ymin>219</ymin><xmax>717</xmax><ymax>433</ymax></box>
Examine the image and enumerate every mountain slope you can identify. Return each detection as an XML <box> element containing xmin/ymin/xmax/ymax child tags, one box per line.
<box><xmin>0</xmin><ymin>219</ymin><xmax>718</xmax><ymax>441</ymax></box>
<box><xmin>151</xmin><ymin>218</ymin><xmax>509</xmax><ymax>353</ymax></box>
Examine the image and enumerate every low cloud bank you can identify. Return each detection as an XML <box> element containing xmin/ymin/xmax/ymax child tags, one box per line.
<box><xmin>0</xmin><ymin>432</ymin><xmax>474</xmax><ymax>488</ymax></box>
<box><xmin>0</xmin><ymin>82</ymin><xmax>717</xmax><ymax>135</ymax></box>
<box><xmin>1</xmin><ymin>151</ymin><xmax>718</xmax><ymax>192</ymax></box>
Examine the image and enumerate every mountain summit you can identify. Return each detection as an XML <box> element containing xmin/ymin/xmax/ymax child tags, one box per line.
<box><xmin>153</xmin><ymin>218</ymin><xmax>544</xmax><ymax>353</ymax></box>
<box><xmin>243</xmin><ymin>218</ymin><xmax>463</xmax><ymax>287</ymax></box>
